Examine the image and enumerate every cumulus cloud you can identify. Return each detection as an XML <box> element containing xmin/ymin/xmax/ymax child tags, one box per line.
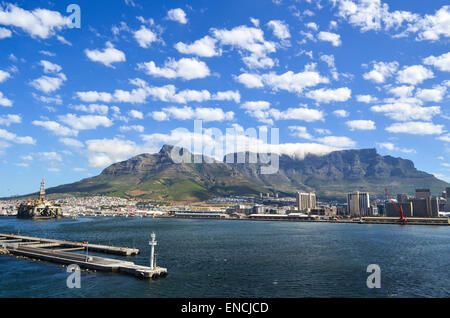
<box><xmin>333</xmin><ymin>109</ymin><xmax>349</xmax><ymax>118</ymax></box>
<box><xmin>30</xmin><ymin>73</ymin><xmax>66</xmax><ymax>93</ymax></box>
<box><xmin>288</xmin><ymin>126</ymin><xmax>314</xmax><ymax>140</ymax></box>
<box><xmin>32</xmin><ymin>120</ymin><xmax>78</xmax><ymax>136</ymax></box>
<box><xmin>236</xmin><ymin>68</ymin><xmax>329</xmax><ymax>94</ymax></box>
<box><xmin>174</xmin><ymin>36</ymin><xmax>220</xmax><ymax>57</ymax></box>
<box><xmin>316</xmin><ymin>136</ymin><xmax>356</xmax><ymax>148</ymax></box>
<box><xmin>371</xmin><ymin>102</ymin><xmax>440</xmax><ymax>121</ymax></box>
<box><xmin>397</xmin><ymin>65</ymin><xmax>434</xmax><ymax>85</ymax></box>
<box><xmin>423</xmin><ymin>52</ymin><xmax>450</xmax><ymax>72</ymax></box>
<box><xmin>58</xmin><ymin>114</ymin><xmax>113</xmax><ymax>130</ymax></box>
<box><xmin>0</xmin><ymin>70</ymin><xmax>11</xmax><ymax>83</ymax></box>
<box><xmin>0</xmin><ymin>114</ymin><xmax>21</xmax><ymax>126</ymax></box>
<box><xmin>128</xmin><ymin>109</ymin><xmax>143</xmax><ymax>119</ymax></box>
<box><xmin>119</xmin><ymin>125</ymin><xmax>144</xmax><ymax>133</ymax></box>
<box><xmin>151</xmin><ymin>106</ymin><xmax>234</xmax><ymax>122</ymax></box>
<box><xmin>211</xmin><ymin>25</ymin><xmax>276</xmax><ymax>69</ymax></box>
<box><xmin>0</xmin><ymin>4</ymin><xmax>71</xmax><ymax>39</ymax></box>
<box><xmin>377</xmin><ymin>142</ymin><xmax>416</xmax><ymax>154</ymax></box>
<box><xmin>167</xmin><ymin>8</ymin><xmax>188</xmax><ymax>24</ymax></box>
<box><xmin>0</xmin><ymin>27</ymin><xmax>11</xmax><ymax>39</ymax></box>
<box><xmin>305</xmin><ymin>87</ymin><xmax>351</xmax><ymax>103</ymax></box>
<box><xmin>72</xmin><ymin>104</ymin><xmax>109</xmax><ymax>115</ymax></box>
<box><xmin>386</xmin><ymin>121</ymin><xmax>444</xmax><ymax>135</ymax></box>
<box><xmin>363</xmin><ymin>61</ymin><xmax>399</xmax><ymax>83</ymax></box>
<box><xmin>0</xmin><ymin>91</ymin><xmax>12</xmax><ymax>107</ymax></box>
<box><xmin>346</xmin><ymin>119</ymin><xmax>376</xmax><ymax>131</ymax></box>
<box><xmin>415</xmin><ymin>85</ymin><xmax>446</xmax><ymax>102</ymax></box>
<box><xmin>76</xmin><ymin>79</ymin><xmax>240</xmax><ymax>105</ymax></box>
<box><xmin>267</xmin><ymin>20</ymin><xmax>291</xmax><ymax>39</ymax></box>
<box><xmin>0</xmin><ymin>128</ymin><xmax>35</xmax><ymax>144</ymax></box>
<box><xmin>84</xmin><ymin>42</ymin><xmax>126</xmax><ymax>68</ymax></box>
<box><xmin>40</xmin><ymin>60</ymin><xmax>61</xmax><ymax>73</ymax></box>
<box><xmin>317</xmin><ymin>31</ymin><xmax>341</xmax><ymax>46</ymax></box>
<box><xmin>138</xmin><ymin>57</ymin><xmax>210</xmax><ymax>80</ymax></box>
<box><xmin>59</xmin><ymin>137</ymin><xmax>84</xmax><ymax>148</ymax></box>
<box><xmin>134</xmin><ymin>26</ymin><xmax>157</xmax><ymax>48</ymax></box>
<box><xmin>356</xmin><ymin>94</ymin><xmax>378</xmax><ymax>103</ymax></box>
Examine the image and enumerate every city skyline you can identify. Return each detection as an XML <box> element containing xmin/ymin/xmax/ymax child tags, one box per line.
<box><xmin>0</xmin><ymin>0</ymin><xmax>450</xmax><ymax>197</ymax></box>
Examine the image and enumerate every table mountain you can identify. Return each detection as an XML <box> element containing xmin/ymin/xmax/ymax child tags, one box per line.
<box><xmin>42</xmin><ymin>145</ymin><xmax>448</xmax><ymax>201</ymax></box>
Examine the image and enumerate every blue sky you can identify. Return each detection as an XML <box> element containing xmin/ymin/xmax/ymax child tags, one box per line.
<box><xmin>0</xmin><ymin>0</ymin><xmax>449</xmax><ymax>196</ymax></box>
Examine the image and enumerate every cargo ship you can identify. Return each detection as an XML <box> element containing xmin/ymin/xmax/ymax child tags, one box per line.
<box><xmin>17</xmin><ymin>179</ymin><xmax>62</xmax><ymax>219</ymax></box>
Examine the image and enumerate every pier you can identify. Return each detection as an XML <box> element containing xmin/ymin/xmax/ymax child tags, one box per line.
<box><xmin>0</xmin><ymin>233</ymin><xmax>167</xmax><ymax>279</ymax></box>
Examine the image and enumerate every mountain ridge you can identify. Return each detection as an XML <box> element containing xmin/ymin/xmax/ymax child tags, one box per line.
<box><xmin>12</xmin><ymin>144</ymin><xmax>450</xmax><ymax>202</ymax></box>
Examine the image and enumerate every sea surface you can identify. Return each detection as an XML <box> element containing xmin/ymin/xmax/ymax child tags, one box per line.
<box><xmin>0</xmin><ymin>216</ymin><xmax>448</xmax><ymax>297</ymax></box>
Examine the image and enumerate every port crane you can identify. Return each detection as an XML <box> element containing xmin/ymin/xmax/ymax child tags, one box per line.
<box><xmin>385</xmin><ymin>188</ymin><xmax>406</xmax><ymax>222</ymax></box>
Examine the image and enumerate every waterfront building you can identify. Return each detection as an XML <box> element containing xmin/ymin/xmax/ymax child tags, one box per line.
<box><xmin>397</xmin><ymin>193</ymin><xmax>409</xmax><ymax>203</ymax></box>
<box><xmin>296</xmin><ymin>192</ymin><xmax>316</xmax><ymax>212</ymax></box>
<box><xmin>347</xmin><ymin>191</ymin><xmax>370</xmax><ymax>216</ymax></box>
<box><xmin>386</xmin><ymin>202</ymin><xmax>414</xmax><ymax>217</ymax></box>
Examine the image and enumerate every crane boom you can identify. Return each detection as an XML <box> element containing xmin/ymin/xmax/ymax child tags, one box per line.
<box><xmin>385</xmin><ymin>188</ymin><xmax>406</xmax><ymax>221</ymax></box>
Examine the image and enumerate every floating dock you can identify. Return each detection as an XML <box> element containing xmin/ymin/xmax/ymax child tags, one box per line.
<box><xmin>0</xmin><ymin>233</ymin><xmax>167</xmax><ymax>279</ymax></box>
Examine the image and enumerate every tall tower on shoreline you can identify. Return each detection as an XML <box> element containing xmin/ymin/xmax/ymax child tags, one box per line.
<box><xmin>39</xmin><ymin>179</ymin><xmax>45</xmax><ymax>201</ymax></box>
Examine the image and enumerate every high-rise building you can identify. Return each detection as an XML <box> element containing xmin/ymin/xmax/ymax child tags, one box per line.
<box><xmin>347</xmin><ymin>191</ymin><xmax>370</xmax><ymax>216</ymax></box>
<box><xmin>416</xmin><ymin>189</ymin><xmax>430</xmax><ymax>200</ymax></box>
<box><xmin>296</xmin><ymin>192</ymin><xmax>316</xmax><ymax>212</ymax></box>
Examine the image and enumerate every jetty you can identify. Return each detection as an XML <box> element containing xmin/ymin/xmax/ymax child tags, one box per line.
<box><xmin>0</xmin><ymin>233</ymin><xmax>167</xmax><ymax>279</ymax></box>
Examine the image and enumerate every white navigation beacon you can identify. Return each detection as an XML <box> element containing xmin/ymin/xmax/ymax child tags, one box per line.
<box><xmin>149</xmin><ymin>233</ymin><xmax>157</xmax><ymax>270</ymax></box>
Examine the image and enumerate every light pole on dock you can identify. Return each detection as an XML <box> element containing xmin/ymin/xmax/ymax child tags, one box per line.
<box><xmin>149</xmin><ymin>233</ymin><xmax>157</xmax><ymax>270</ymax></box>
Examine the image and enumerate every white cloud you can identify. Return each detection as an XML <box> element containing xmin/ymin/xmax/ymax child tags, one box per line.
<box><xmin>212</xmin><ymin>90</ymin><xmax>241</xmax><ymax>103</ymax></box>
<box><xmin>306</xmin><ymin>22</ymin><xmax>319</xmax><ymax>31</ymax></box>
<box><xmin>234</xmin><ymin>73</ymin><xmax>264</xmax><ymax>88</ymax></box>
<box><xmin>32</xmin><ymin>120</ymin><xmax>78</xmax><ymax>136</ymax></box>
<box><xmin>174</xmin><ymin>36</ymin><xmax>220</xmax><ymax>57</ymax></box>
<box><xmin>0</xmin><ymin>70</ymin><xmax>10</xmax><ymax>83</ymax></box>
<box><xmin>167</xmin><ymin>8</ymin><xmax>188</xmax><ymax>24</ymax></box>
<box><xmin>119</xmin><ymin>125</ymin><xmax>144</xmax><ymax>133</ymax></box>
<box><xmin>413</xmin><ymin>6</ymin><xmax>450</xmax><ymax>41</ymax></box>
<box><xmin>333</xmin><ymin>109</ymin><xmax>349</xmax><ymax>118</ymax></box>
<box><xmin>151</xmin><ymin>106</ymin><xmax>234</xmax><ymax>122</ymax></box>
<box><xmin>0</xmin><ymin>91</ymin><xmax>13</xmax><ymax>107</ymax></box>
<box><xmin>377</xmin><ymin>142</ymin><xmax>416</xmax><ymax>153</ymax></box>
<box><xmin>397</xmin><ymin>65</ymin><xmax>434</xmax><ymax>85</ymax></box>
<box><xmin>134</xmin><ymin>26</ymin><xmax>157</xmax><ymax>48</ymax></box>
<box><xmin>72</xmin><ymin>104</ymin><xmax>109</xmax><ymax>115</ymax></box>
<box><xmin>415</xmin><ymin>85</ymin><xmax>446</xmax><ymax>102</ymax></box>
<box><xmin>211</xmin><ymin>25</ymin><xmax>276</xmax><ymax>69</ymax></box>
<box><xmin>363</xmin><ymin>61</ymin><xmax>399</xmax><ymax>83</ymax></box>
<box><xmin>423</xmin><ymin>52</ymin><xmax>450</xmax><ymax>72</ymax></box>
<box><xmin>0</xmin><ymin>4</ymin><xmax>71</xmax><ymax>39</ymax></box>
<box><xmin>317</xmin><ymin>31</ymin><xmax>341</xmax><ymax>46</ymax></box>
<box><xmin>84</xmin><ymin>42</ymin><xmax>126</xmax><ymax>68</ymax></box>
<box><xmin>58</xmin><ymin>114</ymin><xmax>113</xmax><ymax>130</ymax></box>
<box><xmin>316</xmin><ymin>136</ymin><xmax>356</xmax><ymax>148</ymax></box>
<box><xmin>128</xmin><ymin>109</ymin><xmax>143</xmax><ymax>119</ymax></box>
<box><xmin>59</xmin><ymin>137</ymin><xmax>84</xmax><ymax>148</ymax></box>
<box><xmin>30</xmin><ymin>73</ymin><xmax>66</xmax><ymax>93</ymax></box>
<box><xmin>371</xmin><ymin>102</ymin><xmax>440</xmax><ymax>121</ymax></box>
<box><xmin>289</xmin><ymin>126</ymin><xmax>314</xmax><ymax>140</ymax></box>
<box><xmin>236</xmin><ymin>68</ymin><xmax>329</xmax><ymax>94</ymax></box>
<box><xmin>267</xmin><ymin>20</ymin><xmax>291</xmax><ymax>39</ymax></box>
<box><xmin>241</xmin><ymin>101</ymin><xmax>271</xmax><ymax>111</ymax></box>
<box><xmin>0</xmin><ymin>114</ymin><xmax>21</xmax><ymax>126</ymax></box>
<box><xmin>356</xmin><ymin>94</ymin><xmax>378</xmax><ymax>103</ymax></box>
<box><xmin>40</xmin><ymin>60</ymin><xmax>61</xmax><ymax>73</ymax></box>
<box><xmin>37</xmin><ymin>152</ymin><xmax>62</xmax><ymax>162</ymax></box>
<box><xmin>138</xmin><ymin>57</ymin><xmax>210</xmax><ymax>80</ymax></box>
<box><xmin>0</xmin><ymin>27</ymin><xmax>11</xmax><ymax>39</ymax></box>
<box><xmin>305</xmin><ymin>87</ymin><xmax>351</xmax><ymax>103</ymax></box>
<box><xmin>388</xmin><ymin>85</ymin><xmax>415</xmax><ymax>98</ymax></box>
<box><xmin>437</xmin><ymin>134</ymin><xmax>450</xmax><ymax>143</ymax></box>
<box><xmin>386</xmin><ymin>121</ymin><xmax>444</xmax><ymax>135</ymax></box>
<box><xmin>0</xmin><ymin>128</ymin><xmax>35</xmax><ymax>144</ymax></box>
<box><xmin>346</xmin><ymin>119</ymin><xmax>376</xmax><ymax>131</ymax></box>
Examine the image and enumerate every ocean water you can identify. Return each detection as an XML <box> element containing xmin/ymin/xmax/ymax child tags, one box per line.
<box><xmin>0</xmin><ymin>217</ymin><xmax>448</xmax><ymax>297</ymax></box>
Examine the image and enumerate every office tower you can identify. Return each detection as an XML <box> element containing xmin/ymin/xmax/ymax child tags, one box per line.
<box><xmin>296</xmin><ymin>192</ymin><xmax>316</xmax><ymax>212</ymax></box>
<box><xmin>347</xmin><ymin>191</ymin><xmax>370</xmax><ymax>216</ymax></box>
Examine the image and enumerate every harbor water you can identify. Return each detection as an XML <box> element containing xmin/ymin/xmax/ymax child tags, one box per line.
<box><xmin>0</xmin><ymin>217</ymin><xmax>448</xmax><ymax>297</ymax></box>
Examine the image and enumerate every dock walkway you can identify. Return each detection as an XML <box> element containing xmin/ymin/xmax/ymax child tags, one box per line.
<box><xmin>0</xmin><ymin>233</ymin><xmax>167</xmax><ymax>279</ymax></box>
